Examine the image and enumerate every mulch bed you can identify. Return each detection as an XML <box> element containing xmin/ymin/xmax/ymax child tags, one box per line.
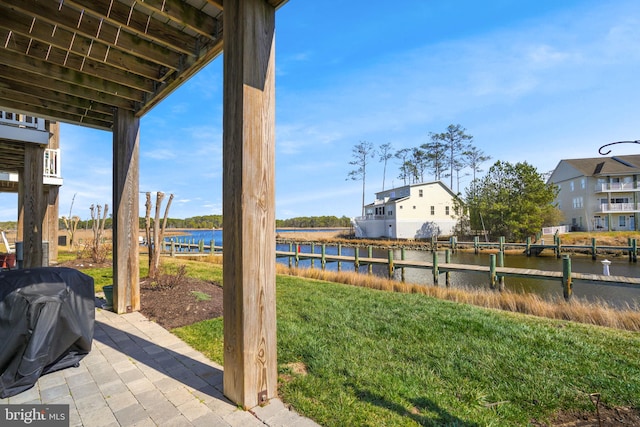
<box><xmin>139</xmin><ymin>276</ymin><xmax>223</xmax><ymax>329</ymax></box>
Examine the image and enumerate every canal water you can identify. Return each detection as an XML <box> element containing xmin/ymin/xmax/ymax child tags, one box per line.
<box><xmin>172</xmin><ymin>230</ymin><xmax>640</xmax><ymax>308</ymax></box>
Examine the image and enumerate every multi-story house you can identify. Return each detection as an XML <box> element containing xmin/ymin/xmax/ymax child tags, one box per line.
<box><xmin>548</xmin><ymin>155</ymin><xmax>640</xmax><ymax>232</ymax></box>
<box><xmin>353</xmin><ymin>181</ymin><xmax>460</xmax><ymax>239</ymax></box>
<box><xmin>0</xmin><ymin>111</ymin><xmax>62</xmax><ymax>264</ymax></box>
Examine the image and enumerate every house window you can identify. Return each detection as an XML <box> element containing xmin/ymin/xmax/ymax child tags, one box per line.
<box><xmin>388</xmin><ymin>210</ymin><xmax>393</xmax><ymax>216</ymax></box>
<box><xmin>581</xmin><ymin>178</ymin><xmax>585</xmax><ymax>189</ymax></box>
<box><xmin>570</xmin><ymin>181</ymin><xmax>574</xmax><ymax>191</ymax></box>
<box><xmin>430</xmin><ymin>206</ymin><xmax>435</xmax><ymax>215</ymax></box>
<box><xmin>445</xmin><ymin>206</ymin><xmax>450</xmax><ymax>215</ymax></box>
<box><xmin>620</xmin><ymin>216</ymin><xmax>626</xmax><ymax>227</ymax></box>
<box><xmin>572</xmin><ymin>197</ymin><xmax>583</xmax><ymax>208</ymax></box>
<box><xmin>419</xmin><ymin>189</ymin><xmax>423</xmax><ymax>197</ymax></box>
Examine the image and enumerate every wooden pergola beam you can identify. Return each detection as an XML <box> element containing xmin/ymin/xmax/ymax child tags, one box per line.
<box><xmin>222</xmin><ymin>0</ymin><xmax>277</xmax><ymax>409</ymax></box>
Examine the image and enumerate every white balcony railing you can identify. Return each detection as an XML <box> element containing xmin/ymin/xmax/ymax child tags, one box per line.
<box><xmin>597</xmin><ymin>202</ymin><xmax>640</xmax><ymax>213</ymax></box>
<box><xmin>0</xmin><ymin>111</ymin><xmax>46</xmax><ymax>131</ymax></box>
<box><xmin>357</xmin><ymin>215</ymin><xmax>387</xmax><ymax>221</ymax></box>
<box><xmin>44</xmin><ymin>149</ymin><xmax>61</xmax><ymax>178</ymax></box>
<box><xmin>595</xmin><ymin>182</ymin><xmax>640</xmax><ymax>192</ymax></box>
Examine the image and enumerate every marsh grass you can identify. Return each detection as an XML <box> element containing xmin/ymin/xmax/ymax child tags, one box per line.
<box><xmin>276</xmin><ymin>264</ymin><xmax>640</xmax><ymax>331</ymax></box>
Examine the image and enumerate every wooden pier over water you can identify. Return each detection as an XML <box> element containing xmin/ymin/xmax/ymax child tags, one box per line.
<box><xmin>161</xmin><ymin>237</ymin><xmax>640</xmax><ymax>301</ymax></box>
<box><xmin>276</xmin><ymin>242</ymin><xmax>640</xmax><ymax>301</ymax></box>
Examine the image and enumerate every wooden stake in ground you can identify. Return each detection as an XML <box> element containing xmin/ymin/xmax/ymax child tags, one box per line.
<box><xmin>146</xmin><ymin>192</ymin><xmax>174</xmax><ymax>279</ymax></box>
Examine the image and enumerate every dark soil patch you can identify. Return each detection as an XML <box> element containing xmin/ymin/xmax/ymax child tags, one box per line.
<box><xmin>532</xmin><ymin>405</ymin><xmax>640</xmax><ymax>426</ymax></box>
<box><xmin>139</xmin><ymin>276</ymin><xmax>223</xmax><ymax>329</ymax></box>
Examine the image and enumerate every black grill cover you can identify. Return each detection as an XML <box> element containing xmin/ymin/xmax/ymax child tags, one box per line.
<box><xmin>0</xmin><ymin>267</ymin><xmax>95</xmax><ymax>398</ymax></box>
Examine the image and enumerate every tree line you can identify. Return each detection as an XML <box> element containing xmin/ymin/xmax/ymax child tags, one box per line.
<box><xmin>45</xmin><ymin>214</ymin><xmax>350</xmax><ymax>231</ymax></box>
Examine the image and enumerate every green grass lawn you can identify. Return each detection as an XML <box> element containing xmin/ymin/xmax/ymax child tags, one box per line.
<box><xmin>72</xmin><ymin>250</ymin><xmax>640</xmax><ymax>425</ymax></box>
<box><xmin>175</xmin><ymin>272</ymin><xmax>640</xmax><ymax>426</ymax></box>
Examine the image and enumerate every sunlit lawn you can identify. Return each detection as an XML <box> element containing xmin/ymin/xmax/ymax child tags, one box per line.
<box><xmin>173</xmin><ymin>267</ymin><xmax>640</xmax><ymax>426</ymax></box>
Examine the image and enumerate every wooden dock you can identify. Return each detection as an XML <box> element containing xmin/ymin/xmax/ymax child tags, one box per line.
<box><xmin>276</xmin><ymin>245</ymin><xmax>640</xmax><ymax>300</ymax></box>
<box><xmin>159</xmin><ymin>237</ymin><xmax>640</xmax><ymax>300</ymax></box>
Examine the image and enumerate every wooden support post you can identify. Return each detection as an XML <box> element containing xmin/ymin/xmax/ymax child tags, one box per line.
<box><xmin>431</xmin><ymin>235</ymin><xmax>437</xmax><ymax>252</ymax></box>
<box><xmin>354</xmin><ymin>246</ymin><xmax>360</xmax><ymax>271</ymax></box>
<box><xmin>562</xmin><ymin>255</ymin><xmax>572</xmax><ymax>301</ymax></box>
<box><xmin>474</xmin><ymin>236</ymin><xmax>479</xmax><ymax>255</ymax></box>
<box><xmin>171</xmin><ymin>239</ymin><xmax>175</xmax><ymax>257</ymax></box>
<box><xmin>556</xmin><ymin>236</ymin><xmax>562</xmax><ymax>259</ymax></box>
<box><xmin>199</xmin><ymin>239</ymin><xmax>204</xmax><ymax>253</ymax></box>
<box><xmin>44</xmin><ymin>121</ymin><xmax>60</xmax><ymax>264</ymax></box>
<box><xmin>401</xmin><ymin>247</ymin><xmax>406</xmax><ymax>282</ymax></box>
<box><xmin>113</xmin><ymin>108</ymin><xmax>140</xmax><ymax>314</ymax></box>
<box><xmin>632</xmin><ymin>239</ymin><xmax>637</xmax><ymax>262</ymax></box>
<box><xmin>223</xmin><ymin>0</ymin><xmax>277</xmax><ymax>409</ymax></box>
<box><xmin>445</xmin><ymin>249</ymin><xmax>451</xmax><ymax>287</ymax></box>
<box><xmin>295</xmin><ymin>244</ymin><xmax>299</xmax><ymax>267</ymax></box>
<box><xmin>288</xmin><ymin>243</ymin><xmax>293</xmax><ymax>268</ymax></box>
<box><xmin>526</xmin><ymin>236</ymin><xmax>531</xmax><ymax>257</ymax></box>
<box><xmin>499</xmin><ymin>236</ymin><xmax>504</xmax><ymax>253</ymax></box>
<box><xmin>592</xmin><ymin>238</ymin><xmax>597</xmax><ymax>261</ymax></box>
<box><xmin>321</xmin><ymin>244</ymin><xmax>326</xmax><ymax>270</ymax></box>
<box><xmin>310</xmin><ymin>242</ymin><xmax>315</xmax><ymax>268</ymax></box>
<box><xmin>368</xmin><ymin>245</ymin><xmax>373</xmax><ymax>274</ymax></box>
<box><xmin>21</xmin><ymin>144</ymin><xmax>45</xmax><ymax>268</ymax></box>
<box><xmin>388</xmin><ymin>249</ymin><xmax>394</xmax><ymax>279</ymax></box>
<box><xmin>337</xmin><ymin>243</ymin><xmax>342</xmax><ymax>272</ymax></box>
<box><xmin>489</xmin><ymin>254</ymin><xmax>496</xmax><ymax>289</ymax></box>
<box><xmin>432</xmin><ymin>251</ymin><xmax>439</xmax><ymax>286</ymax></box>
<box><xmin>497</xmin><ymin>251</ymin><xmax>505</xmax><ymax>292</ymax></box>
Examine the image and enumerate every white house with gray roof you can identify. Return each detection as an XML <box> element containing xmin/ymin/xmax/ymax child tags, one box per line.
<box><xmin>353</xmin><ymin>181</ymin><xmax>460</xmax><ymax>239</ymax></box>
<box><xmin>548</xmin><ymin>155</ymin><xmax>640</xmax><ymax>232</ymax></box>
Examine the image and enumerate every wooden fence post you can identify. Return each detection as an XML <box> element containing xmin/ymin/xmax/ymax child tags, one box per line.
<box><xmin>337</xmin><ymin>243</ymin><xmax>342</xmax><ymax>272</ymax></box>
<box><xmin>556</xmin><ymin>236</ymin><xmax>562</xmax><ymax>259</ymax></box>
<box><xmin>310</xmin><ymin>243</ymin><xmax>315</xmax><ymax>268</ymax></box>
<box><xmin>432</xmin><ymin>251</ymin><xmax>439</xmax><ymax>286</ymax></box>
<box><xmin>401</xmin><ymin>247</ymin><xmax>406</xmax><ymax>282</ymax></box>
<box><xmin>591</xmin><ymin>238</ymin><xmax>597</xmax><ymax>260</ymax></box>
<box><xmin>562</xmin><ymin>255</ymin><xmax>572</xmax><ymax>300</ymax></box>
<box><xmin>388</xmin><ymin>249</ymin><xmax>394</xmax><ymax>279</ymax></box>
<box><xmin>445</xmin><ymin>249</ymin><xmax>451</xmax><ymax>287</ymax></box>
<box><xmin>354</xmin><ymin>246</ymin><xmax>360</xmax><ymax>271</ymax></box>
<box><xmin>321</xmin><ymin>244</ymin><xmax>326</xmax><ymax>270</ymax></box>
<box><xmin>288</xmin><ymin>243</ymin><xmax>293</xmax><ymax>268</ymax></box>
<box><xmin>489</xmin><ymin>254</ymin><xmax>496</xmax><ymax>289</ymax></box>
<box><xmin>474</xmin><ymin>236</ymin><xmax>479</xmax><ymax>255</ymax></box>
<box><xmin>368</xmin><ymin>246</ymin><xmax>373</xmax><ymax>274</ymax></box>
<box><xmin>497</xmin><ymin>251</ymin><xmax>505</xmax><ymax>292</ymax></box>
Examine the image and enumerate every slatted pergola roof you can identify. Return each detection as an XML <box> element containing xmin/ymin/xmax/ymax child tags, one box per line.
<box><xmin>0</xmin><ymin>0</ymin><xmax>285</xmax><ymax>130</ymax></box>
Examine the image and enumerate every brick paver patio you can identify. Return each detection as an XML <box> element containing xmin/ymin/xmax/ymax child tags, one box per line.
<box><xmin>0</xmin><ymin>309</ymin><xmax>319</xmax><ymax>427</ymax></box>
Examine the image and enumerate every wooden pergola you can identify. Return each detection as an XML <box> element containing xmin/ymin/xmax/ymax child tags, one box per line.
<box><xmin>0</xmin><ymin>0</ymin><xmax>286</xmax><ymax>409</ymax></box>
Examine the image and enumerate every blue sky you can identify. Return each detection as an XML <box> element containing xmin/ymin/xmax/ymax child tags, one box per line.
<box><xmin>2</xmin><ymin>0</ymin><xmax>640</xmax><ymax>222</ymax></box>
